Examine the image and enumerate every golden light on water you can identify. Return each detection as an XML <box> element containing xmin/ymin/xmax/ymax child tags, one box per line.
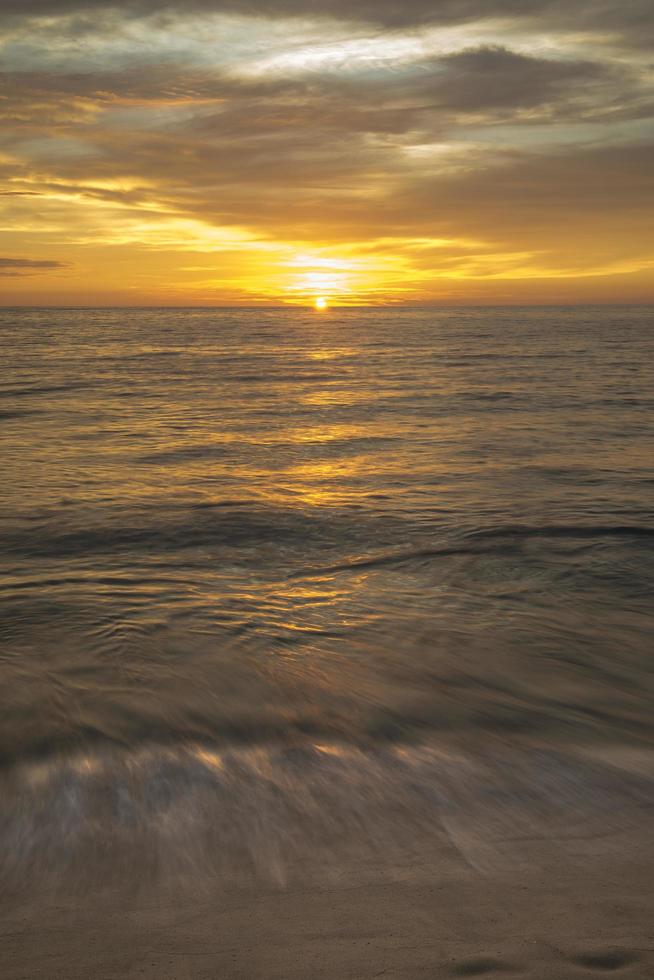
<box><xmin>314</xmin><ymin>297</ymin><xmax>329</xmax><ymax>311</ymax></box>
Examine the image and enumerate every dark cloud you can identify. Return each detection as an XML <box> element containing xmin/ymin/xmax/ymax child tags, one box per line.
<box><xmin>0</xmin><ymin>258</ymin><xmax>67</xmax><ymax>268</ymax></box>
<box><xmin>391</xmin><ymin>141</ymin><xmax>654</xmax><ymax>242</ymax></box>
<box><xmin>432</xmin><ymin>46</ymin><xmax>606</xmax><ymax>112</ymax></box>
<box><xmin>0</xmin><ymin>258</ymin><xmax>69</xmax><ymax>276</ymax></box>
<box><xmin>0</xmin><ymin>0</ymin><xmax>636</xmax><ymax>26</ymax></box>
<box><xmin>0</xmin><ymin>0</ymin><xmax>652</xmax><ymax>46</ymax></box>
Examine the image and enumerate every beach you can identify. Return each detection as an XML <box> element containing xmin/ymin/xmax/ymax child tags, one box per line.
<box><xmin>3</xmin><ymin>814</ymin><xmax>653</xmax><ymax>978</ymax></box>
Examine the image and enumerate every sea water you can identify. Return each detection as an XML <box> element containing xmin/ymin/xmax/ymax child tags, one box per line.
<box><xmin>1</xmin><ymin>306</ymin><xmax>653</xmax><ymax>890</ymax></box>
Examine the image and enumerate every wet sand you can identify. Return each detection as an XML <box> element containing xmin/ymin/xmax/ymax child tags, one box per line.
<box><xmin>3</xmin><ymin>821</ymin><xmax>652</xmax><ymax>980</ymax></box>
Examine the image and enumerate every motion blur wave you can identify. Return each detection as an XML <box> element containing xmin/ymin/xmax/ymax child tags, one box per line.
<box><xmin>1</xmin><ymin>306</ymin><xmax>653</xmax><ymax>891</ymax></box>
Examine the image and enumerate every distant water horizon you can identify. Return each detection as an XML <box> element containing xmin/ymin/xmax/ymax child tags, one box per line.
<box><xmin>2</xmin><ymin>305</ymin><xmax>653</xmax><ymax>892</ymax></box>
<box><xmin>2</xmin><ymin>303</ymin><xmax>653</xmax><ymax>310</ymax></box>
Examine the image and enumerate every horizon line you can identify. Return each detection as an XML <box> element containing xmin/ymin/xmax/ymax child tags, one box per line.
<box><xmin>2</xmin><ymin>302</ymin><xmax>653</xmax><ymax>311</ymax></box>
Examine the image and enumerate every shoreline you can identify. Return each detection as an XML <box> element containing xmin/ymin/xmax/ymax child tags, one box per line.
<box><xmin>3</xmin><ymin>820</ymin><xmax>653</xmax><ymax>979</ymax></box>
<box><xmin>2</xmin><ymin>742</ymin><xmax>653</xmax><ymax>977</ymax></box>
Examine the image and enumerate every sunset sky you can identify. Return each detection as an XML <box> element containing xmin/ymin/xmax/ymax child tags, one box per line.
<box><xmin>1</xmin><ymin>0</ymin><xmax>653</xmax><ymax>306</ymax></box>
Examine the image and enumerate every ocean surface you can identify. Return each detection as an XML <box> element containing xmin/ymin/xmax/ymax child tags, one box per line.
<box><xmin>2</xmin><ymin>305</ymin><xmax>654</xmax><ymax>892</ymax></box>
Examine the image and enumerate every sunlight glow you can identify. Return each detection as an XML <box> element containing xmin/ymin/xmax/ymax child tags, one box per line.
<box><xmin>314</xmin><ymin>296</ymin><xmax>329</xmax><ymax>311</ymax></box>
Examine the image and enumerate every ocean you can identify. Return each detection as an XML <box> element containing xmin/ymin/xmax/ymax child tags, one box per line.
<box><xmin>1</xmin><ymin>305</ymin><xmax>653</xmax><ymax>892</ymax></box>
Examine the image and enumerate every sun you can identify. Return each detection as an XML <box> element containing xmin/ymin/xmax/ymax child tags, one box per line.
<box><xmin>314</xmin><ymin>296</ymin><xmax>329</xmax><ymax>311</ymax></box>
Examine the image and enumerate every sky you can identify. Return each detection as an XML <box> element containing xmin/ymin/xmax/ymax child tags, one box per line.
<box><xmin>1</xmin><ymin>0</ymin><xmax>653</xmax><ymax>306</ymax></box>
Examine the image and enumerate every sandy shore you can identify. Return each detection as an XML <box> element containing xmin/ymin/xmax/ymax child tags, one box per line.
<box><xmin>2</xmin><ymin>819</ymin><xmax>652</xmax><ymax>980</ymax></box>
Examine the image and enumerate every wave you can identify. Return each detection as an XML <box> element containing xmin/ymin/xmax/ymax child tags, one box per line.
<box><xmin>292</xmin><ymin>523</ymin><xmax>654</xmax><ymax>577</ymax></box>
<box><xmin>1</xmin><ymin>742</ymin><xmax>652</xmax><ymax>895</ymax></box>
<box><xmin>468</xmin><ymin>524</ymin><xmax>654</xmax><ymax>542</ymax></box>
<box><xmin>0</xmin><ymin>507</ymin><xmax>327</xmax><ymax>558</ymax></box>
<box><xmin>3</xmin><ymin>509</ymin><xmax>652</xmax><ymax>565</ymax></box>
<box><xmin>138</xmin><ymin>445</ymin><xmax>237</xmax><ymax>464</ymax></box>
<box><xmin>0</xmin><ymin>382</ymin><xmax>92</xmax><ymax>399</ymax></box>
<box><xmin>0</xmin><ymin>408</ymin><xmax>45</xmax><ymax>420</ymax></box>
<box><xmin>290</xmin><ymin>544</ymin><xmax>511</xmax><ymax>578</ymax></box>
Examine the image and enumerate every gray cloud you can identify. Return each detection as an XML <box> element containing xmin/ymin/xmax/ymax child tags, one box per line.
<box><xmin>0</xmin><ymin>0</ymin><xmax>648</xmax><ymax>30</ymax></box>
<box><xmin>0</xmin><ymin>258</ymin><xmax>69</xmax><ymax>276</ymax></box>
<box><xmin>0</xmin><ymin>258</ymin><xmax>67</xmax><ymax>267</ymax></box>
<box><xmin>2</xmin><ymin>42</ymin><xmax>648</xmax><ymax>143</ymax></box>
<box><xmin>431</xmin><ymin>46</ymin><xmax>607</xmax><ymax>112</ymax></box>
<box><xmin>0</xmin><ymin>0</ymin><xmax>652</xmax><ymax>52</ymax></box>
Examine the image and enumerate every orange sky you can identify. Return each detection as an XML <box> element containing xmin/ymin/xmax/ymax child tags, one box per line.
<box><xmin>1</xmin><ymin>0</ymin><xmax>653</xmax><ymax>305</ymax></box>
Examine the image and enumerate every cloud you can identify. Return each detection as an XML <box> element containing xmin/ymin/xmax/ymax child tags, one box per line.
<box><xmin>431</xmin><ymin>46</ymin><xmax>607</xmax><ymax>112</ymax></box>
<box><xmin>0</xmin><ymin>257</ymin><xmax>69</xmax><ymax>276</ymax></box>
<box><xmin>0</xmin><ymin>0</ymin><xmax>651</xmax><ymax>38</ymax></box>
<box><xmin>0</xmin><ymin>1</ymin><xmax>652</xmax><ymax>303</ymax></box>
